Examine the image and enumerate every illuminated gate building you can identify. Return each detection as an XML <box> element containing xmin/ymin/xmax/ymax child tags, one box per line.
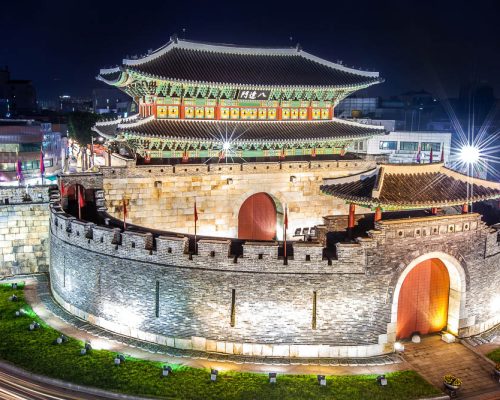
<box><xmin>49</xmin><ymin>37</ymin><xmax>500</xmax><ymax>358</ymax></box>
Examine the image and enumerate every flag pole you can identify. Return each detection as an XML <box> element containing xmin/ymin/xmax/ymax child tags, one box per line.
<box><xmin>283</xmin><ymin>204</ymin><xmax>287</xmax><ymax>259</ymax></box>
<box><xmin>123</xmin><ymin>196</ymin><xmax>127</xmax><ymax>230</ymax></box>
<box><xmin>194</xmin><ymin>199</ymin><xmax>198</xmax><ymax>255</ymax></box>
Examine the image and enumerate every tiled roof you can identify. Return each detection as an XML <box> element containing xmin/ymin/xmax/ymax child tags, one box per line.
<box><xmin>106</xmin><ymin>118</ymin><xmax>384</xmax><ymax>144</ymax></box>
<box><xmin>101</xmin><ymin>38</ymin><xmax>381</xmax><ymax>88</ymax></box>
<box><xmin>321</xmin><ymin>163</ymin><xmax>500</xmax><ymax>209</ymax></box>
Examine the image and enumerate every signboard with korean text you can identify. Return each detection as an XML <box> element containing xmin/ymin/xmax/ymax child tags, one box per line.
<box><xmin>237</xmin><ymin>89</ymin><xmax>271</xmax><ymax>100</ymax></box>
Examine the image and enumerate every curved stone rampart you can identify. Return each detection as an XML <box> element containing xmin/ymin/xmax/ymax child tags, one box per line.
<box><xmin>49</xmin><ymin>204</ymin><xmax>500</xmax><ymax>357</ymax></box>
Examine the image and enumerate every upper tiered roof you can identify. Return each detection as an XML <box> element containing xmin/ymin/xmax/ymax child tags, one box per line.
<box><xmin>321</xmin><ymin>163</ymin><xmax>500</xmax><ymax>209</ymax></box>
<box><xmin>99</xmin><ymin>37</ymin><xmax>381</xmax><ymax>89</ymax></box>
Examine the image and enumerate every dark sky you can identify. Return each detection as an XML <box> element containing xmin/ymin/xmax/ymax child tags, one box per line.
<box><xmin>2</xmin><ymin>0</ymin><xmax>499</xmax><ymax>100</ymax></box>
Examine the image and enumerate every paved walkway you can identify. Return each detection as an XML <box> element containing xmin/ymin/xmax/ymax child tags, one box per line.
<box><xmin>403</xmin><ymin>335</ymin><xmax>500</xmax><ymax>399</ymax></box>
<box><xmin>17</xmin><ymin>275</ymin><xmax>407</xmax><ymax>377</ymax></box>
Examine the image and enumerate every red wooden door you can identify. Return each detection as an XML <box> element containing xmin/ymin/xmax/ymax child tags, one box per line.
<box><xmin>397</xmin><ymin>258</ymin><xmax>450</xmax><ymax>339</ymax></box>
<box><xmin>238</xmin><ymin>193</ymin><xmax>277</xmax><ymax>240</ymax></box>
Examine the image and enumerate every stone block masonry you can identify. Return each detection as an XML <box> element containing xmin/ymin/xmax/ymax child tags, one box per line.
<box><xmin>100</xmin><ymin>160</ymin><xmax>376</xmax><ymax>238</ymax></box>
<box><xmin>49</xmin><ymin>203</ymin><xmax>500</xmax><ymax>357</ymax></box>
<box><xmin>0</xmin><ymin>186</ymin><xmax>51</xmax><ymax>276</ymax></box>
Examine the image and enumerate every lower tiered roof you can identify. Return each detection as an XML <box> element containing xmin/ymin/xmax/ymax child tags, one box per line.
<box><xmin>321</xmin><ymin>163</ymin><xmax>500</xmax><ymax>210</ymax></box>
<box><xmin>93</xmin><ymin>116</ymin><xmax>385</xmax><ymax>148</ymax></box>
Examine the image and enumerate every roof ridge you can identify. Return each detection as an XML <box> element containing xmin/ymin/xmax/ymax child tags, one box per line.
<box><xmin>121</xmin><ymin>37</ymin><xmax>379</xmax><ymax>78</ymax></box>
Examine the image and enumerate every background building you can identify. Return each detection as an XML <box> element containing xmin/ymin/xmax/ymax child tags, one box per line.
<box><xmin>0</xmin><ymin>119</ymin><xmax>66</xmax><ymax>184</ymax></box>
<box><xmin>0</xmin><ymin>67</ymin><xmax>37</xmax><ymax>115</ymax></box>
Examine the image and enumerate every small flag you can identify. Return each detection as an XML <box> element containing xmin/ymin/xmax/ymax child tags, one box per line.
<box><xmin>416</xmin><ymin>144</ymin><xmax>421</xmax><ymax>163</ymax></box>
<box><xmin>16</xmin><ymin>158</ymin><xmax>23</xmax><ymax>181</ymax></box>
<box><xmin>78</xmin><ymin>187</ymin><xmax>85</xmax><ymax>208</ymax></box>
<box><xmin>40</xmin><ymin>148</ymin><xmax>45</xmax><ymax>176</ymax></box>
<box><xmin>60</xmin><ymin>181</ymin><xmax>66</xmax><ymax>197</ymax></box>
<box><xmin>429</xmin><ymin>147</ymin><xmax>433</xmax><ymax>163</ymax></box>
<box><xmin>440</xmin><ymin>143</ymin><xmax>445</xmax><ymax>163</ymax></box>
<box><xmin>194</xmin><ymin>201</ymin><xmax>198</xmax><ymax>222</ymax></box>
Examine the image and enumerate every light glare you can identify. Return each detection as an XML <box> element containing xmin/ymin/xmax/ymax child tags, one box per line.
<box><xmin>459</xmin><ymin>145</ymin><xmax>480</xmax><ymax>164</ymax></box>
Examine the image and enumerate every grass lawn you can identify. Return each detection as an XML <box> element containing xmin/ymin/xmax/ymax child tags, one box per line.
<box><xmin>0</xmin><ymin>283</ymin><xmax>442</xmax><ymax>400</ymax></box>
<box><xmin>488</xmin><ymin>348</ymin><xmax>500</xmax><ymax>363</ymax></box>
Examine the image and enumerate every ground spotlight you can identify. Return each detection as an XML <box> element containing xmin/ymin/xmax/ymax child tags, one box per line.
<box><xmin>210</xmin><ymin>369</ymin><xmax>218</xmax><ymax>381</ymax></box>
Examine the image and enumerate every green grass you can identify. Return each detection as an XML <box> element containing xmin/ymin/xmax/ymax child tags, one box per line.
<box><xmin>488</xmin><ymin>348</ymin><xmax>500</xmax><ymax>363</ymax></box>
<box><xmin>0</xmin><ymin>283</ymin><xmax>441</xmax><ymax>399</ymax></box>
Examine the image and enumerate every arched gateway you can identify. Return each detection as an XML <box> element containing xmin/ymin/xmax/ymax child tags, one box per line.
<box><xmin>397</xmin><ymin>258</ymin><xmax>450</xmax><ymax>338</ymax></box>
<box><xmin>238</xmin><ymin>192</ymin><xmax>278</xmax><ymax>241</ymax></box>
<box><xmin>392</xmin><ymin>252</ymin><xmax>467</xmax><ymax>339</ymax></box>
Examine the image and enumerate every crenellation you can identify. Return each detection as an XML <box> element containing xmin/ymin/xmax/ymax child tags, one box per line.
<box><xmin>197</xmin><ymin>239</ymin><xmax>231</xmax><ymax>259</ymax></box>
<box><xmin>242</xmin><ymin>241</ymin><xmax>279</xmax><ymax>260</ymax></box>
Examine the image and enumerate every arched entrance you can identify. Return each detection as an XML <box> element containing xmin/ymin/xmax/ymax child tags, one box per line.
<box><xmin>390</xmin><ymin>252</ymin><xmax>467</xmax><ymax>341</ymax></box>
<box><xmin>238</xmin><ymin>192</ymin><xmax>278</xmax><ymax>240</ymax></box>
<box><xmin>397</xmin><ymin>258</ymin><xmax>450</xmax><ymax>339</ymax></box>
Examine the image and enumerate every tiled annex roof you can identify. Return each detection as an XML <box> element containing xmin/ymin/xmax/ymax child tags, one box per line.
<box><xmin>99</xmin><ymin>38</ymin><xmax>381</xmax><ymax>88</ymax></box>
<box><xmin>321</xmin><ymin>163</ymin><xmax>500</xmax><ymax>209</ymax></box>
<box><xmin>94</xmin><ymin>116</ymin><xmax>385</xmax><ymax>145</ymax></box>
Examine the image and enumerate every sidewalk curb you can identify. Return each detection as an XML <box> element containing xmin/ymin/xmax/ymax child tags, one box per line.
<box><xmin>0</xmin><ymin>360</ymin><xmax>154</xmax><ymax>400</ymax></box>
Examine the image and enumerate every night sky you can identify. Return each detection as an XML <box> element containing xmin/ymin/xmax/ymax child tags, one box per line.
<box><xmin>2</xmin><ymin>0</ymin><xmax>499</xmax><ymax>100</ymax></box>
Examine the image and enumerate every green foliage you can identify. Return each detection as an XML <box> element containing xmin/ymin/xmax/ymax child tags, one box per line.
<box><xmin>488</xmin><ymin>348</ymin><xmax>500</xmax><ymax>363</ymax></box>
<box><xmin>67</xmin><ymin>112</ymin><xmax>101</xmax><ymax>146</ymax></box>
<box><xmin>0</xmin><ymin>285</ymin><xmax>441</xmax><ymax>400</ymax></box>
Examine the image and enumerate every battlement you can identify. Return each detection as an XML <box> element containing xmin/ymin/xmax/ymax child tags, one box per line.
<box><xmin>370</xmin><ymin>213</ymin><xmax>485</xmax><ymax>244</ymax></box>
<box><xmin>0</xmin><ymin>185</ymin><xmax>51</xmax><ymax>205</ymax></box>
<box><xmin>50</xmin><ymin>203</ymin><xmax>498</xmax><ymax>276</ymax></box>
<box><xmin>50</xmin><ymin>204</ymin><xmax>371</xmax><ymax>274</ymax></box>
<box><xmin>99</xmin><ymin>159</ymin><xmax>376</xmax><ymax>180</ymax></box>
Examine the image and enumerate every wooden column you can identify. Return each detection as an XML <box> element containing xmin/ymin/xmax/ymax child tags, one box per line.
<box><xmin>374</xmin><ymin>206</ymin><xmax>382</xmax><ymax>222</ymax></box>
<box><xmin>348</xmin><ymin>203</ymin><xmax>356</xmax><ymax>229</ymax></box>
<box><xmin>462</xmin><ymin>203</ymin><xmax>469</xmax><ymax>214</ymax></box>
<box><xmin>431</xmin><ymin>207</ymin><xmax>438</xmax><ymax>215</ymax></box>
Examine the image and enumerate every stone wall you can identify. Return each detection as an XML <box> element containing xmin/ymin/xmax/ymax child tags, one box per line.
<box><xmin>49</xmin><ymin>204</ymin><xmax>500</xmax><ymax>357</ymax></box>
<box><xmin>0</xmin><ymin>186</ymin><xmax>51</xmax><ymax>276</ymax></box>
<box><xmin>100</xmin><ymin>160</ymin><xmax>375</xmax><ymax>239</ymax></box>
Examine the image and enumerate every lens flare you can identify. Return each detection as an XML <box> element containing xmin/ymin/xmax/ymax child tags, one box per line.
<box><xmin>459</xmin><ymin>145</ymin><xmax>480</xmax><ymax>165</ymax></box>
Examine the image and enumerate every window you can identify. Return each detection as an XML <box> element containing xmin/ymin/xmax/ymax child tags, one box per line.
<box><xmin>400</xmin><ymin>141</ymin><xmax>419</xmax><ymax>151</ymax></box>
<box><xmin>379</xmin><ymin>141</ymin><xmax>397</xmax><ymax>150</ymax></box>
<box><xmin>421</xmin><ymin>142</ymin><xmax>441</xmax><ymax>152</ymax></box>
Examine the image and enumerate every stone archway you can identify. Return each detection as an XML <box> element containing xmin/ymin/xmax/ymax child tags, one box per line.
<box><xmin>238</xmin><ymin>192</ymin><xmax>282</xmax><ymax>241</ymax></box>
<box><xmin>396</xmin><ymin>258</ymin><xmax>450</xmax><ymax>339</ymax></box>
<box><xmin>390</xmin><ymin>252</ymin><xmax>467</xmax><ymax>340</ymax></box>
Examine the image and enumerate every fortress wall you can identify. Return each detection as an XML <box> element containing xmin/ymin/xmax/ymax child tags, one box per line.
<box><xmin>49</xmin><ymin>205</ymin><xmax>500</xmax><ymax>356</ymax></box>
<box><xmin>0</xmin><ymin>186</ymin><xmax>51</xmax><ymax>276</ymax></box>
<box><xmin>368</xmin><ymin>214</ymin><xmax>500</xmax><ymax>338</ymax></box>
<box><xmin>100</xmin><ymin>160</ymin><xmax>375</xmax><ymax>238</ymax></box>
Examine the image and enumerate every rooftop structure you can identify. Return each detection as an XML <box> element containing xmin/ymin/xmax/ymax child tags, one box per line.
<box><xmin>94</xmin><ymin>37</ymin><xmax>385</xmax><ymax>162</ymax></box>
<box><xmin>321</xmin><ymin>163</ymin><xmax>500</xmax><ymax>210</ymax></box>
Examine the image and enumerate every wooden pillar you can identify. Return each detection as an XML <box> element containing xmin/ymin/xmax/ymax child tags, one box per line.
<box><xmin>307</xmin><ymin>106</ymin><xmax>312</xmax><ymax>120</ymax></box>
<box><xmin>348</xmin><ymin>203</ymin><xmax>356</xmax><ymax>229</ymax></box>
<box><xmin>328</xmin><ymin>106</ymin><xmax>334</xmax><ymax>120</ymax></box>
<box><xmin>215</xmin><ymin>104</ymin><xmax>221</xmax><ymax>120</ymax></box>
<box><xmin>431</xmin><ymin>207</ymin><xmax>438</xmax><ymax>215</ymax></box>
<box><xmin>277</xmin><ymin>107</ymin><xmax>282</xmax><ymax>120</ymax></box>
<box><xmin>180</xmin><ymin>105</ymin><xmax>185</xmax><ymax>119</ymax></box>
<box><xmin>462</xmin><ymin>203</ymin><xmax>469</xmax><ymax>214</ymax></box>
<box><xmin>374</xmin><ymin>206</ymin><xmax>382</xmax><ymax>222</ymax></box>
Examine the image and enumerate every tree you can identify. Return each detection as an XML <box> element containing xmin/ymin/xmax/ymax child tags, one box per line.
<box><xmin>67</xmin><ymin>112</ymin><xmax>101</xmax><ymax>146</ymax></box>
